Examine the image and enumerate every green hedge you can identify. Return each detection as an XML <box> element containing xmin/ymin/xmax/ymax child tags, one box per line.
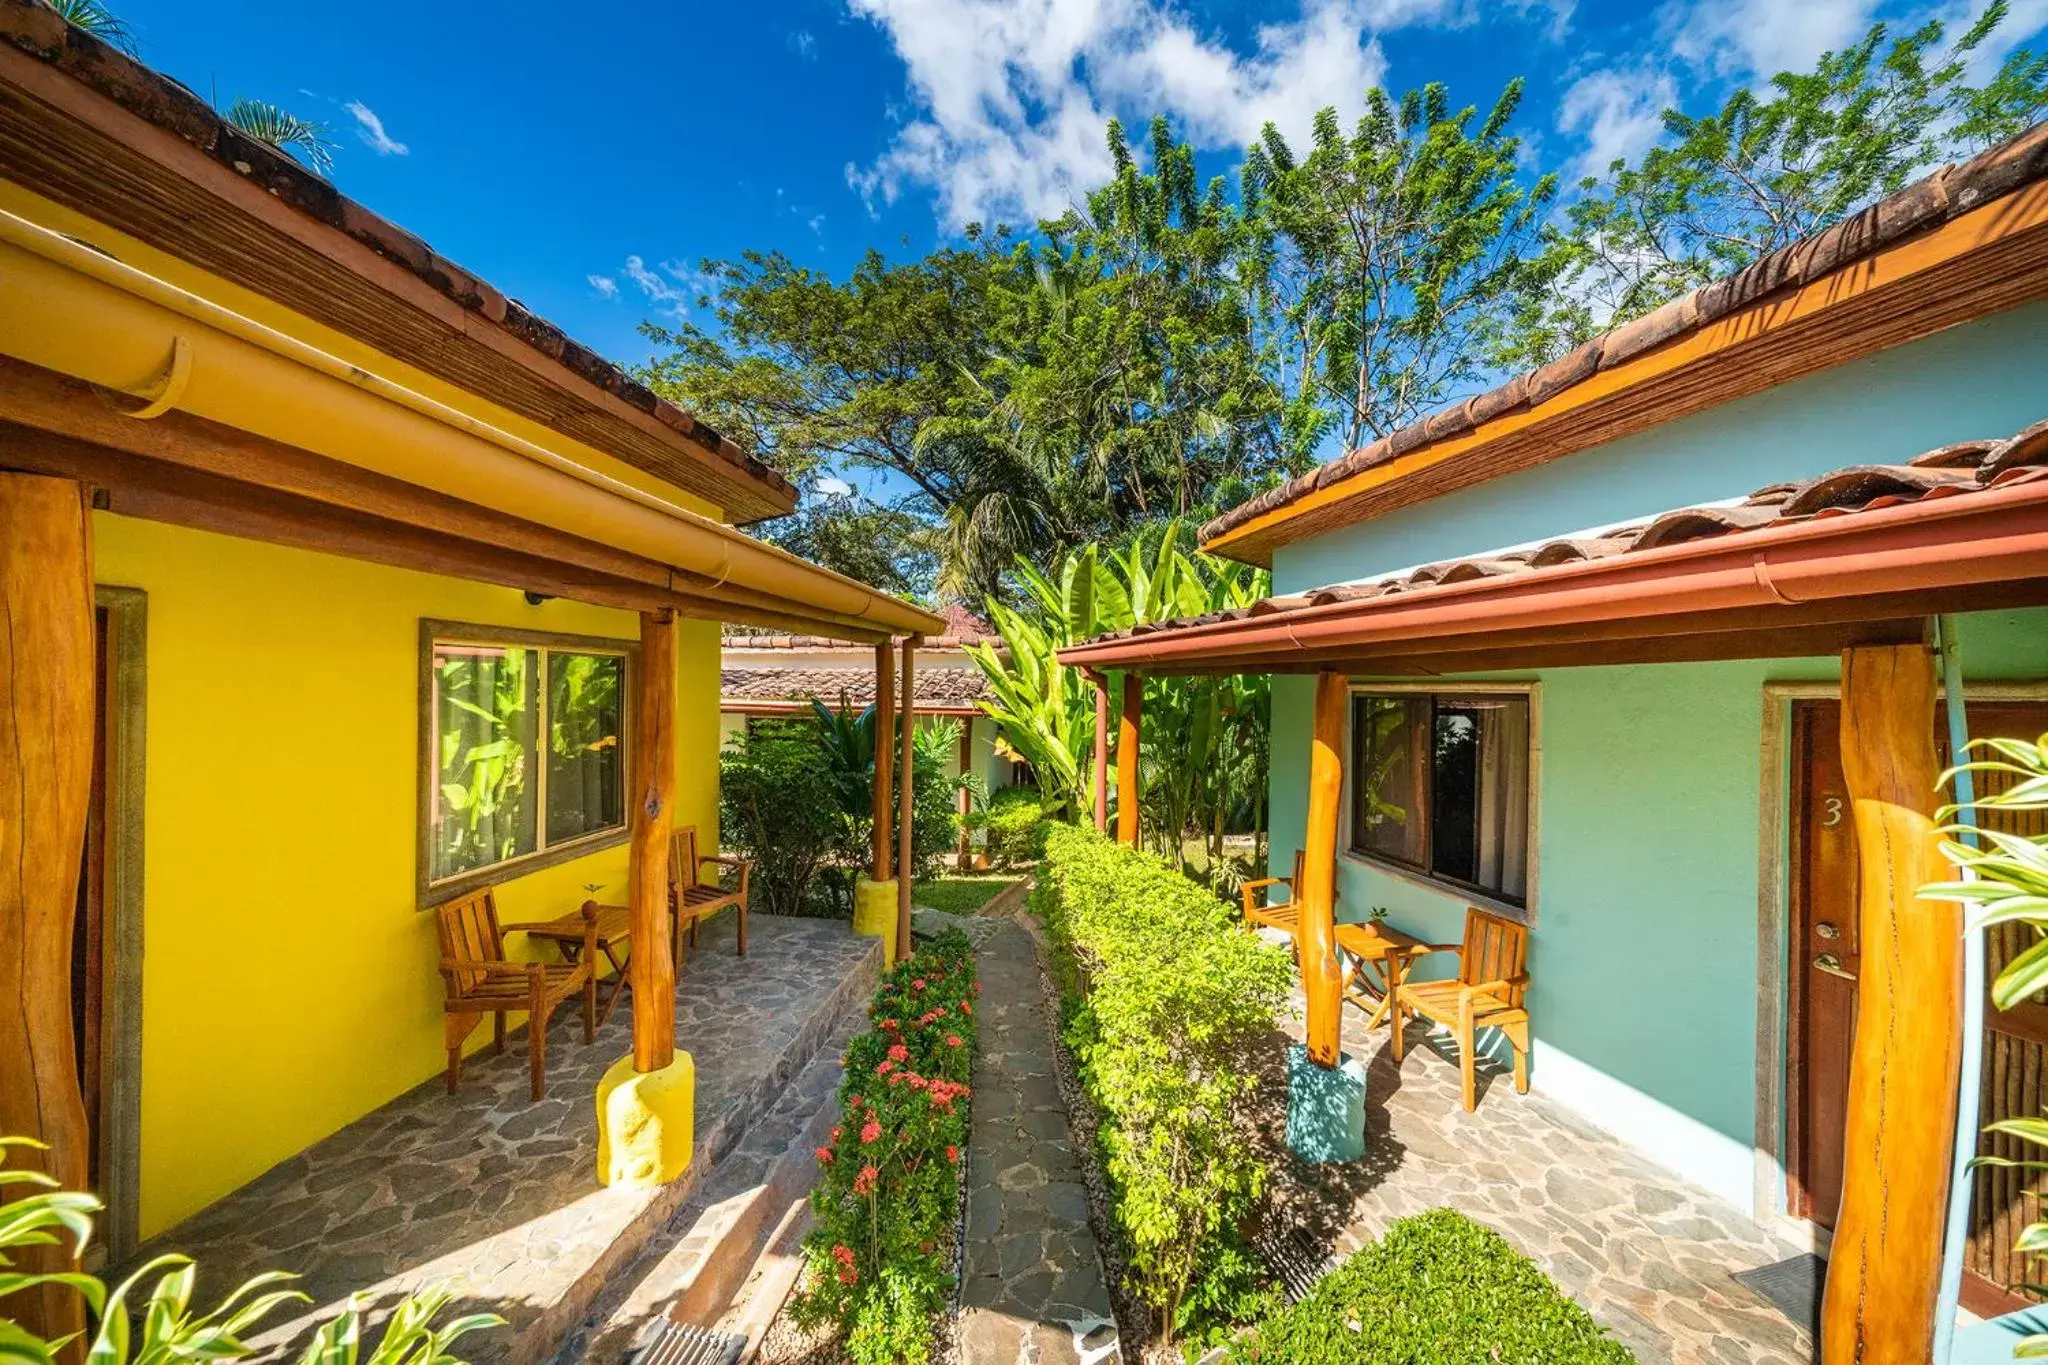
<box><xmin>1033</xmin><ymin>823</ymin><xmax>1293</xmax><ymax>1347</ymax></box>
<box><xmin>1229</xmin><ymin>1208</ymin><xmax>1637</xmax><ymax>1364</ymax></box>
<box><xmin>980</xmin><ymin>785</ymin><xmax>1050</xmax><ymax>868</ymax></box>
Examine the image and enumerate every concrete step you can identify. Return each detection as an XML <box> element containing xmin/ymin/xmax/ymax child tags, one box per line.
<box><xmin>561</xmin><ymin>1016</ymin><xmax>853</xmax><ymax>1365</ymax></box>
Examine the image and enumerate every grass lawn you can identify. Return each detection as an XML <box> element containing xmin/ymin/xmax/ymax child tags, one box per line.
<box><xmin>915</xmin><ymin>873</ymin><xmax>1024</xmax><ymax>915</ymax></box>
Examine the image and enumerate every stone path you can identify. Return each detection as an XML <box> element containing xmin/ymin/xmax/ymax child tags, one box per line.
<box><xmin>117</xmin><ymin>915</ymin><xmax>880</xmax><ymax>1365</ymax></box>
<box><xmin>958</xmin><ymin>916</ymin><xmax>1118</xmax><ymax>1365</ymax></box>
<box><xmin>1266</xmin><ymin>1000</ymin><xmax>1815</xmax><ymax>1365</ymax></box>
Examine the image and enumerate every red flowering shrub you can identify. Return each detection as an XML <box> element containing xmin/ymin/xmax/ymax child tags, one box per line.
<box><xmin>790</xmin><ymin>930</ymin><xmax>977</xmax><ymax>1365</ymax></box>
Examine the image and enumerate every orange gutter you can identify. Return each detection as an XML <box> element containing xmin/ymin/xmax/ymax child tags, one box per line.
<box><xmin>1062</xmin><ymin>473</ymin><xmax>2048</xmax><ymax>672</ymax></box>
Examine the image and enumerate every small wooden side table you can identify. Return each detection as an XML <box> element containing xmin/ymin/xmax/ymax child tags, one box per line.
<box><xmin>527</xmin><ymin>902</ymin><xmax>634</xmax><ymax>1029</ymax></box>
<box><xmin>1334</xmin><ymin>921</ymin><xmax>1425</xmax><ymax>1030</ymax></box>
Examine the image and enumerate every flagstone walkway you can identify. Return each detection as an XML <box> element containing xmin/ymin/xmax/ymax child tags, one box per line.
<box><xmin>957</xmin><ymin>916</ymin><xmax>1118</xmax><ymax>1365</ymax></box>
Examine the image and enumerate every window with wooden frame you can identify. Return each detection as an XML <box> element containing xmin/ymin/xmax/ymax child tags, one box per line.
<box><xmin>420</xmin><ymin>621</ymin><xmax>633</xmax><ymax>900</ymax></box>
<box><xmin>1349</xmin><ymin>691</ymin><xmax>1532</xmax><ymax>908</ymax></box>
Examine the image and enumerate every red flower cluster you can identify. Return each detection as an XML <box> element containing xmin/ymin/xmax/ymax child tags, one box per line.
<box><xmin>831</xmin><ymin>1242</ymin><xmax>857</xmax><ymax>1286</ymax></box>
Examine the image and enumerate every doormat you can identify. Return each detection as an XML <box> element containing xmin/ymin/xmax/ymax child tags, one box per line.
<box><xmin>1731</xmin><ymin>1254</ymin><xmax>1825</xmax><ymax>1335</ymax></box>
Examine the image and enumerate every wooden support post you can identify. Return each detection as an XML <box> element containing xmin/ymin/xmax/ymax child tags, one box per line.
<box><xmin>1116</xmin><ymin>672</ymin><xmax>1142</xmax><ymax>846</ymax></box>
<box><xmin>873</xmin><ymin>641</ymin><xmax>894</xmax><ymax>881</ymax></box>
<box><xmin>1820</xmin><ymin>643</ymin><xmax>1960</xmax><ymax>1364</ymax></box>
<box><xmin>1089</xmin><ymin>670</ymin><xmax>1109</xmax><ymax>833</ymax></box>
<box><xmin>1300</xmin><ymin>671</ymin><xmax>1347</xmax><ymax>1069</ymax></box>
<box><xmin>0</xmin><ymin>473</ymin><xmax>93</xmax><ymax>1347</ymax></box>
<box><xmin>897</xmin><ymin>636</ymin><xmax>918</xmax><ymax>963</ymax></box>
<box><xmin>630</xmin><ymin>610</ymin><xmax>677</xmax><ymax>1073</ymax></box>
<box><xmin>957</xmin><ymin>720</ymin><xmax>974</xmax><ymax>866</ymax></box>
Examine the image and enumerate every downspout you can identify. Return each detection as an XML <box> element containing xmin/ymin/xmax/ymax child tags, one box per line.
<box><xmin>1933</xmin><ymin>613</ymin><xmax>1983</xmax><ymax>1363</ymax></box>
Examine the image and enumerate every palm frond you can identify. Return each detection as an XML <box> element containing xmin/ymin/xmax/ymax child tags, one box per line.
<box><xmin>42</xmin><ymin>0</ymin><xmax>136</xmax><ymax>54</ymax></box>
<box><xmin>222</xmin><ymin>99</ymin><xmax>336</xmax><ymax>178</ymax></box>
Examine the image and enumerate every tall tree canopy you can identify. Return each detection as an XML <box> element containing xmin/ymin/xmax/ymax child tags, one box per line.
<box><xmin>1511</xmin><ymin>2</ymin><xmax>2048</xmax><ymax>363</ymax></box>
<box><xmin>639</xmin><ymin>4</ymin><xmax>2048</xmax><ymax>601</ymax></box>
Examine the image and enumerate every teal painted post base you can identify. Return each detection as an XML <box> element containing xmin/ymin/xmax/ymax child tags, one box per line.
<box><xmin>1287</xmin><ymin>1044</ymin><xmax>1368</xmax><ymax>1163</ymax></box>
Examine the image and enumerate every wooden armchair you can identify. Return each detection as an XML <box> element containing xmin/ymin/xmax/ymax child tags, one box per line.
<box><xmin>1389</xmin><ymin>907</ymin><xmax>1531</xmax><ymax>1112</ymax></box>
<box><xmin>1240</xmin><ymin>850</ymin><xmax>1307</xmax><ymax>935</ymax></box>
<box><xmin>436</xmin><ymin>888</ymin><xmax>596</xmax><ymax>1101</ymax></box>
<box><xmin>670</xmin><ymin>825</ymin><xmax>752</xmax><ymax>965</ymax></box>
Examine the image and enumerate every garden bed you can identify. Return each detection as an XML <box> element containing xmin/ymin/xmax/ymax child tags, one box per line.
<box><xmin>1224</xmin><ymin>1209</ymin><xmax>1637</xmax><ymax>1363</ymax></box>
<box><xmin>756</xmin><ymin>929</ymin><xmax>977</xmax><ymax>1365</ymax></box>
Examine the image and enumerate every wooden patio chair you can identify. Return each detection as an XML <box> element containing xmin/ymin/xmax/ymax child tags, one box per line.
<box><xmin>1389</xmin><ymin>907</ymin><xmax>1531</xmax><ymax>1113</ymax></box>
<box><xmin>670</xmin><ymin>825</ymin><xmax>752</xmax><ymax>966</ymax></box>
<box><xmin>1240</xmin><ymin>850</ymin><xmax>1306</xmax><ymax>935</ymax></box>
<box><xmin>436</xmin><ymin>888</ymin><xmax>596</xmax><ymax>1101</ymax></box>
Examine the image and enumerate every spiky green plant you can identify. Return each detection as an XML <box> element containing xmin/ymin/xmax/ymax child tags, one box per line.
<box><xmin>0</xmin><ymin>1137</ymin><xmax>501</xmax><ymax>1365</ymax></box>
<box><xmin>222</xmin><ymin>98</ymin><xmax>337</xmax><ymax>178</ymax></box>
<box><xmin>41</xmin><ymin>0</ymin><xmax>136</xmax><ymax>54</ymax></box>
<box><xmin>1924</xmin><ymin>729</ymin><xmax>2048</xmax><ymax>1340</ymax></box>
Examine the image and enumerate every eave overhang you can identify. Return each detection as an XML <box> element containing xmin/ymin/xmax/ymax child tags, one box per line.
<box><xmin>1063</xmin><ymin>471</ymin><xmax>2048</xmax><ymax>676</ymax></box>
<box><xmin>0</xmin><ymin>205</ymin><xmax>942</xmax><ymax>641</ymax></box>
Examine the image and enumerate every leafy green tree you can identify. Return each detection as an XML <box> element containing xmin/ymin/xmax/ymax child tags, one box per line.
<box><xmin>1513</xmin><ymin>3</ymin><xmax>2048</xmax><ymax>363</ymax></box>
<box><xmin>1241</xmin><ymin>81</ymin><xmax>1557</xmax><ymax>457</ymax></box>
<box><xmin>763</xmin><ymin>495</ymin><xmax>939</xmax><ymax>600</ymax></box>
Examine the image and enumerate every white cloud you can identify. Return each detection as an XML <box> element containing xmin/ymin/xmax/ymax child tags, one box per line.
<box><xmin>843</xmin><ymin>0</ymin><xmax>1490</xmax><ymax>227</ymax></box>
<box><xmin>622</xmin><ymin>255</ymin><xmax>689</xmax><ymax>318</ymax></box>
<box><xmin>1657</xmin><ymin>0</ymin><xmax>1875</xmax><ymax>81</ymax></box>
<box><xmin>792</xmin><ymin>28</ymin><xmax>819</xmax><ymax>59</ymax></box>
<box><xmin>1556</xmin><ymin>65</ymin><xmax>1675</xmax><ymax>181</ymax></box>
<box><xmin>588</xmin><ymin>274</ymin><xmax>620</xmax><ymax>299</ymax></box>
<box><xmin>816</xmin><ymin>475</ymin><xmax>855</xmax><ymax>497</ymax></box>
<box><xmin>345</xmin><ymin>100</ymin><xmax>408</xmax><ymax>156</ymax></box>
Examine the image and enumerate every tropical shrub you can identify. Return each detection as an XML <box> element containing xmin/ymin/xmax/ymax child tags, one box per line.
<box><xmin>719</xmin><ymin>719</ymin><xmax>846</xmax><ymax>917</ymax></box>
<box><xmin>1924</xmin><ymin>726</ymin><xmax>2048</xmax><ymax>1351</ymax></box>
<box><xmin>1227</xmin><ymin>1208</ymin><xmax>1635</xmax><ymax>1363</ymax></box>
<box><xmin>792</xmin><ymin>931</ymin><xmax>977</xmax><ymax>1365</ymax></box>
<box><xmin>967</xmin><ymin>525</ymin><xmax>1270</xmax><ymax>884</ymax></box>
<box><xmin>0</xmin><ymin>1137</ymin><xmax>500</xmax><ymax>1365</ymax></box>
<box><xmin>1033</xmin><ymin>824</ymin><xmax>1293</xmax><ymax>1346</ymax></box>
<box><xmin>980</xmin><ymin>785</ymin><xmax>1049</xmax><ymax>869</ymax></box>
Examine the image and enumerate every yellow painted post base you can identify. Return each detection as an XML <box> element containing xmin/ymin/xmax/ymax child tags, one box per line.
<box><xmin>854</xmin><ymin>877</ymin><xmax>899</xmax><ymax>966</ymax></box>
<box><xmin>595</xmin><ymin>1050</ymin><xmax>695</xmax><ymax>1187</ymax></box>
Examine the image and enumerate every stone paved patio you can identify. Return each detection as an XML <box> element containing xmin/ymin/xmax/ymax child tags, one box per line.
<box><xmin>959</xmin><ymin>917</ymin><xmax>1117</xmax><ymax>1365</ymax></box>
<box><xmin>115</xmin><ymin>914</ymin><xmax>880</xmax><ymax>1365</ymax></box>
<box><xmin>1266</xmin><ymin>1000</ymin><xmax>1814</xmax><ymax>1365</ymax></box>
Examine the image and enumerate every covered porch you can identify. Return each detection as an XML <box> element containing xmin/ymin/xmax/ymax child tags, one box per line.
<box><xmin>110</xmin><ymin>914</ymin><xmax>879</xmax><ymax>1365</ymax></box>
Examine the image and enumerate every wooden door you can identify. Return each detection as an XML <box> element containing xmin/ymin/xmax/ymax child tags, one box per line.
<box><xmin>1790</xmin><ymin>698</ymin><xmax>2048</xmax><ymax>1312</ymax></box>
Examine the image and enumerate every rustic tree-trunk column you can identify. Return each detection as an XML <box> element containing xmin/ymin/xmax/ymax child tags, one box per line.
<box><xmin>896</xmin><ymin>636</ymin><xmax>918</xmax><ymax>962</ymax></box>
<box><xmin>1089</xmin><ymin>670</ymin><xmax>1110</xmax><ymax>833</ymax></box>
<box><xmin>956</xmin><ymin>720</ymin><xmax>974</xmax><ymax>865</ymax></box>
<box><xmin>630</xmin><ymin>609</ymin><xmax>677</xmax><ymax>1072</ymax></box>
<box><xmin>1116</xmin><ymin>672</ymin><xmax>1142</xmax><ymax>845</ymax></box>
<box><xmin>0</xmin><ymin>472</ymin><xmax>93</xmax><ymax>1347</ymax></box>
<box><xmin>1300</xmin><ymin>670</ymin><xmax>1347</xmax><ymax>1068</ymax></box>
<box><xmin>873</xmin><ymin>641</ymin><xmax>894</xmax><ymax>881</ymax></box>
<box><xmin>1821</xmin><ymin>643</ymin><xmax>1960</xmax><ymax>1364</ymax></box>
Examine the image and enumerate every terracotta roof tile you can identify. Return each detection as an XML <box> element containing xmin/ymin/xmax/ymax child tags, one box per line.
<box><xmin>721</xmin><ymin>666</ymin><xmax>989</xmax><ymax>710</ymax></box>
<box><xmin>1090</xmin><ymin>421</ymin><xmax>2048</xmax><ymax>648</ymax></box>
<box><xmin>1199</xmin><ymin>118</ymin><xmax>2048</xmax><ymax>551</ymax></box>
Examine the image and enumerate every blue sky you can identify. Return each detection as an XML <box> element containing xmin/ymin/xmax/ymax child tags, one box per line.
<box><xmin>110</xmin><ymin>0</ymin><xmax>2047</xmax><ymax>385</ymax></box>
